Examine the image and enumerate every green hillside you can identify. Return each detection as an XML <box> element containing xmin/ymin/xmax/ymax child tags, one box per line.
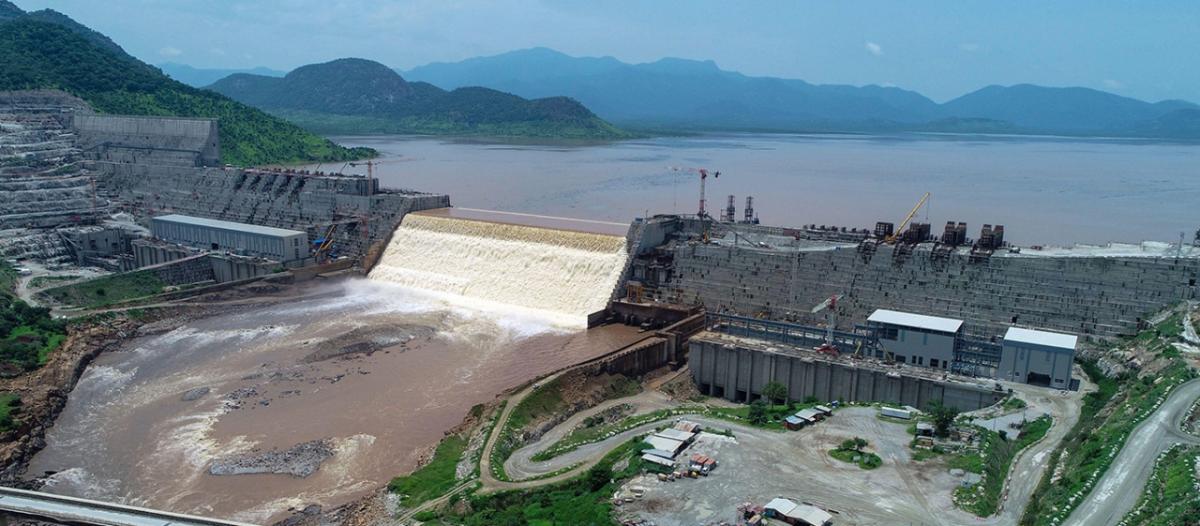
<box><xmin>0</xmin><ymin>16</ymin><xmax>372</xmax><ymax>166</ymax></box>
<box><xmin>210</xmin><ymin>58</ymin><xmax>633</xmax><ymax>139</ymax></box>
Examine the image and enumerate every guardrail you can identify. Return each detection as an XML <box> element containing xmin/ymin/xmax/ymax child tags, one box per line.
<box><xmin>0</xmin><ymin>486</ymin><xmax>258</xmax><ymax>526</ymax></box>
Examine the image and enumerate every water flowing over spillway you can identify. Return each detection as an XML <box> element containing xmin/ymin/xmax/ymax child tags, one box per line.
<box><xmin>369</xmin><ymin>211</ymin><xmax>629</xmax><ymax>324</ymax></box>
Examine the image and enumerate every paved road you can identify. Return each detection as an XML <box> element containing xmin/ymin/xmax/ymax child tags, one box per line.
<box><xmin>1063</xmin><ymin>378</ymin><xmax>1200</xmax><ymax>526</ymax></box>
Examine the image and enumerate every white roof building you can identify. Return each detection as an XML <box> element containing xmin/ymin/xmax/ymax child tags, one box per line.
<box><xmin>655</xmin><ymin>428</ymin><xmax>696</xmax><ymax>442</ymax></box>
<box><xmin>643</xmin><ymin>435</ymin><xmax>685</xmax><ymax>456</ymax></box>
<box><xmin>868</xmin><ymin>309</ymin><xmax>964</xmax><ymax>334</ymax></box>
<box><xmin>1004</xmin><ymin>327</ymin><xmax>1078</xmax><ymax>350</ymax></box>
<box><xmin>764</xmin><ymin>498</ymin><xmax>833</xmax><ymax>526</ymax></box>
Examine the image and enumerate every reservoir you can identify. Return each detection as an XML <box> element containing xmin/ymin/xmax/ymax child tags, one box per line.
<box><xmin>312</xmin><ymin>133</ymin><xmax>1200</xmax><ymax>245</ymax></box>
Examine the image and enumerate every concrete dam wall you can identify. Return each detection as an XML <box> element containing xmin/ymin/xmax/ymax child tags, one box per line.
<box><xmin>659</xmin><ymin>222</ymin><xmax>1199</xmax><ymax>339</ymax></box>
<box><xmin>369</xmin><ymin>210</ymin><xmax>629</xmax><ymax>325</ymax></box>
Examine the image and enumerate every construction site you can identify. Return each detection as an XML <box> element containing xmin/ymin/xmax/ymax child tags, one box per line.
<box><xmin>3</xmin><ymin>87</ymin><xmax>1200</xmax><ymax>526</ymax></box>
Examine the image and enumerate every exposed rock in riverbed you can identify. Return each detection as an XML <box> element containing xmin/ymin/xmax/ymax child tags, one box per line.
<box><xmin>180</xmin><ymin>387</ymin><xmax>210</xmax><ymax>401</ymax></box>
<box><xmin>209</xmin><ymin>439</ymin><xmax>334</xmax><ymax>478</ymax></box>
<box><xmin>301</xmin><ymin>325</ymin><xmax>434</xmax><ymax>363</ymax></box>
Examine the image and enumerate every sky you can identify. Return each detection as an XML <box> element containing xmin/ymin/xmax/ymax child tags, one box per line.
<box><xmin>13</xmin><ymin>0</ymin><xmax>1200</xmax><ymax>103</ymax></box>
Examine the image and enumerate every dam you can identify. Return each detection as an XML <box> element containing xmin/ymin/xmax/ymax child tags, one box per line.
<box><xmin>24</xmin><ymin>211</ymin><xmax>642</xmax><ymax>522</ymax></box>
<box><xmin>370</xmin><ymin>208</ymin><xmax>630</xmax><ymax>325</ymax></box>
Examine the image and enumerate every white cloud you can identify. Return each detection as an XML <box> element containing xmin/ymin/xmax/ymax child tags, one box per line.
<box><xmin>209</xmin><ymin>47</ymin><xmax>227</xmax><ymax>56</ymax></box>
<box><xmin>1102</xmin><ymin>79</ymin><xmax>1125</xmax><ymax>90</ymax></box>
<box><xmin>959</xmin><ymin>42</ymin><xmax>979</xmax><ymax>52</ymax></box>
<box><xmin>865</xmin><ymin>41</ymin><xmax>883</xmax><ymax>56</ymax></box>
<box><xmin>158</xmin><ymin>46</ymin><xmax>182</xmax><ymax>57</ymax></box>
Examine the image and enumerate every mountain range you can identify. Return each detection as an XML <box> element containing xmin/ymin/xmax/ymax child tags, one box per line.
<box><xmin>158</xmin><ymin>63</ymin><xmax>286</xmax><ymax>89</ymax></box>
<box><xmin>0</xmin><ymin>0</ymin><xmax>370</xmax><ymax>166</ymax></box>
<box><xmin>206</xmin><ymin>58</ymin><xmax>630</xmax><ymax>139</ymax></box>
<box><xmin>400</xmin><ymin>47</ymin><xmax>1200</xmax><ymax>138</ymax></box>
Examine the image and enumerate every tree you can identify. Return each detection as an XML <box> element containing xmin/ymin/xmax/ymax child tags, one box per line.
<box><xmin>927</xmin><ymin>401</ymin><xmax>960</xmax><ymax>438</ymax></box>
<box><xmin>853</xmin><ymin>437</ymin><xmax>868</xmax><ymax>451</ymax></box>
<box><xmin>761</xmin><ymin>382</ymin><xmax>788</xmax><ymax>406</ymax></box>
<box><xmin>748</xmin><ymin>398</ymin><xmax>768</xmax><ymax>425</ymax></box>
<box><xmin>839</xmin><ymin>439</ymin><xmax>857</xmax><ymax>452</ymax></box>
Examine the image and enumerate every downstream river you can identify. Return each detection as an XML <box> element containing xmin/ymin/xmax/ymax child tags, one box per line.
<box><xmin>311</xmin><ymin>133</ymin><xmax>1200</xmax><ymax>245</ymax></box>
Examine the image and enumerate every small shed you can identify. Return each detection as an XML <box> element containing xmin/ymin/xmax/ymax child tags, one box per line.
<box><xmin>785</xmin><ymin>416</ymin><xmax>805</xmax><ymax>431</ymax></box>
<box><xmin>916</xmin><ymin>422</ymin><xmax>935</xmax><ymax>436</ymax></box>
<box><xmin>674</xmin><ymin>420</ymin><xmax>702</xmax><ymax>433</ymax></box>
<box><xmin>795</xmin><ymin>408</ymin><xmax>824</xmax><ymax>422</ymax></box>
<box><xmin>643</xmin><ymin>435</ymin><xmax>686</xmax><ymax>457</ymax></box>
<box><xmin>815</xmin><ymin>405</ymin><xmax>834</xmax><ymax>416</ymax></box>
<box><xmin>640</xmin><ymin>453</ymin><xmax>676</xmax><ymax>468</ymax></box>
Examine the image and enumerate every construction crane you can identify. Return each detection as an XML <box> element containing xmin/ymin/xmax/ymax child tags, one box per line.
<box><xmin>811</xmin><ymin>294</ymin><xmax>843</xmax><ymax>356</ymax></box>
<box><xmin>669</xmin><ymin>166</ymin><xmax>720</xmax><ymax>218</ymax></box>
<box><xmin>346</xmin><ymin>159</ymin><xmax>392</xmax><ymax>187</ymax></box>
<box><xmin>885</xmin><ymin>192</ymin><xmax>930</xmax><ymax>244</ymax></box>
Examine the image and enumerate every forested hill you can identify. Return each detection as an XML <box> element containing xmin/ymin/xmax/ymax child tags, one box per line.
<box><xmin>0</xmin><ymin>10</ymin><xmax>372</xmax><ymax>166</ymax></box>
<box><xmin>209</xmin><ymin>58</ymin><xmax>632</xmax><ymax>139</ymax></box>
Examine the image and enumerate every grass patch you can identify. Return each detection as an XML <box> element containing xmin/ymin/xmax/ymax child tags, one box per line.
<box><xmin>450</xmin><ymin>438</ymin><xmax>652</xmax><ymax>525</ymax></box>
<box><xmin>41</xmin><ymin>270</ymin><xmax>165</xmax><ymax>308</ymax></box>
<box><xmin>388</xmin><ymin>435</ymin><xmax>467</xmax><ymax>508</ymax></box>
<box><xmin>0</xmin><ymin>393</ymin><xmax>21</xmax><ymax>433</ymax></box>
<box><xmin>1119</xmin><ymin>445</ymin><xmax>1200</xmax><ymax>525</ymax></box>
<box><xmin>829</xmin><ymin>447</ymin><xmax>882</xmax><ymax>469</ymax></box>
<box><xmin>954</xmin><ymin>415</ymin><xmax>1053</xmax><ymax>517</ymax></box>
<box><xmin>1002</xmin><ymin>396</ymin><xmax>1028</xmax><ymax>411</ymax></box>
<box><xmin>28</xmin><ymin>275</ymin><xmax>80</xmax><ymax>289</ymax></box>
<box><xmin>1021</xmin><ymin>322</ymin><xmax>1197</xmax><ymax>525</ymax></box>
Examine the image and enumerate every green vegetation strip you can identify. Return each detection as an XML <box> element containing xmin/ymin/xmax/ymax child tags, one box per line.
<box><xmin>1021</xmin><ymin>314</ymin><xmax>1198</xmax><ymax>526</ymax></box>
<box><xmin>449</xmin><ymin>438</ymin><xmax>653</xmax><ymax>525</ymax></box>
<box><xmin>388</xmin><ymin>435</ymin><xmax>467</xmax><ymax>508</ymax></box>
<box><xmin>954</xmin><ymin>415</ymin><xmax>1053</xmax><ymax>517</ymax></box>
<box><xmin>1</xmin><ymin>262</ymin><xmax>67</xmax><ymax>371</ymax></box>
<box><xmin>41</xmin><ymin>270</ymin><xmax>165</xmax><ymax>308</ymax></box>
<box><xmin>1118</xmin><ymin>445</ymin><xmax>1200</xmax><ymax>526</ymax></box>
<box><xmin>0</xmin><ymin>393</ymin><xmax>22</xmax><ymax>433</ymax></box>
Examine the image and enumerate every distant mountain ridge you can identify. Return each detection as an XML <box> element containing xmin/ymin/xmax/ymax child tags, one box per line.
<box><xmin>403</xmin><ymin>47</ymin><xmax>1200</xmax><ymax>138</ymax></box>
<box><xmin>208</xmin><ymin>58</ymin><xmax>630</xmax><ymax>139</ymax></box>
<box><xmin>158</xmin><ymin>63</ymin><xmax>286</xmax><ymax>88</ymax></box>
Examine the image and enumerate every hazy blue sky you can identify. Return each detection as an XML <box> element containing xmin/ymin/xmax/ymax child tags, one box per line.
<box><xmin>14</xmin><ymin>0</ymin><xmax>1200</xmax><ymax>102</ymax></box>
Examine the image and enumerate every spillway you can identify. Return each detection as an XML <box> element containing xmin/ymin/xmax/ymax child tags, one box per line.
<box><xmin>368</xmin><ymin>209</ymin><xmax>629</xmax><ymax>325</ymax></box>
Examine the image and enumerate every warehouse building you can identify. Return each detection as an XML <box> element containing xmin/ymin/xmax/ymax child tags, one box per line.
<box><xmin>151</xmin><ymin>214</ymin><xmax>307</xmax><ymax>262</ymax></box>
<box><xmin>867</xmin><ymin>309</ymin><xmax>963</xmax><ymax>370</ymax></box>
<box><xmin>998</xmin><ymin>327</ymin><xmax>1077</xmax><ymax>388</ymax></box>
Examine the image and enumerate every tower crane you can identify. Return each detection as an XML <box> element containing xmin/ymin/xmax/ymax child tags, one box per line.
<box><xmin>345</xmin><ymin>159</ymin><xmax>393</xmax><ymax>186</ymax></box>
<box><xmin>811</xmin><ymin>294</ymin><xmax>843</xmax><ymax>356</ymax></box>
<box><xmin>885</xmin><ymin>192</ymin><xmax>930</xmax><ymax>244</ymax></box>
<box><xmin>670</xmin><ymin>166</ymin><xmax>721</xmax><ymax>218</ymax></box>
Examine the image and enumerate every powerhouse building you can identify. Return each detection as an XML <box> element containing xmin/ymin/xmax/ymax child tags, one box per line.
<box><xmin>998</xmin><ymin>327</ymin><xmax>1077</xmax><ymax>388</ymax></box>
<box><xmin>151</xmin><ymin>214</ymin><xmax>307</xmax><ymax>262</ymax></box>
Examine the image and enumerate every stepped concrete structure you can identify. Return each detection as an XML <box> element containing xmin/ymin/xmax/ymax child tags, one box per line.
<box><xmin>2</xmin><ymin>89</ymin><xmax>448</xmax><ymax>289</ymax></box>
<box><xmin>629</xmin><ymin>216</ymin><xmax>1200</xmax><ymax>341</ymax></box>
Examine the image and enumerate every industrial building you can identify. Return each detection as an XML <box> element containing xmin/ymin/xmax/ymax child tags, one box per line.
<box><xmin>867</xmin><ymin>309</ymin><xmax>962</xmax><ymax>370</ymax></box>
<box><xmin>151</xmin><ymin>214</ymin><xmax>307</xmax><ymax>262</ymax></box>
<box><xmin>998</xmin><ymin>327</ymin><xmax>1077</xmax><ymax>388</ymax></box>
<box><xmin>764</xmin><ymin>498</ymin><xmax>833</xmax><ymax>526</ymax></box>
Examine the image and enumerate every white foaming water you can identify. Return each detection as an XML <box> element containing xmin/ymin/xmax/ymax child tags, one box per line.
<box><xmin>368</xmin><ymin>213</ymin><xmax>628</xmax><ymax>327</ymax></box>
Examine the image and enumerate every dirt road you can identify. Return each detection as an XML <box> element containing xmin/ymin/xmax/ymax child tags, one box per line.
<box><xmin>1063</xmin><ymin>378</ymin><xmax>1200</xmax><ymax>526</ymax></box>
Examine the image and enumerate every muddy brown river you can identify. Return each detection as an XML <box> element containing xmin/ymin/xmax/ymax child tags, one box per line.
<box><xmin>27</xmin><ymin>279</ymin><xmax>639</xmax><ymax>522</ymax></box>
